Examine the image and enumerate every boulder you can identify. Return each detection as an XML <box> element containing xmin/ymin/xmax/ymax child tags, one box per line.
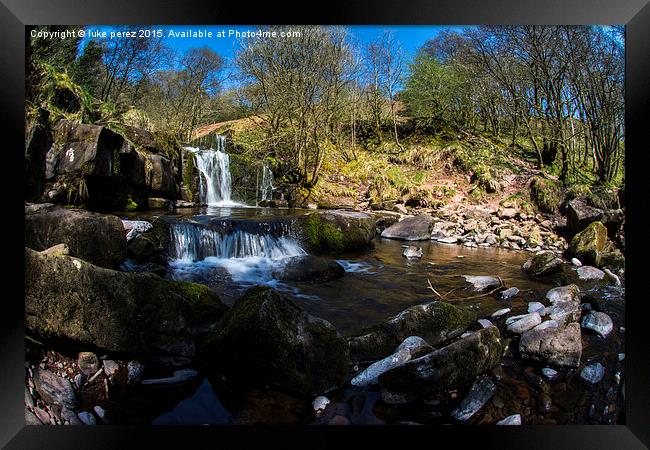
<box><xmin>380</xmin><ymin>214</ymin><xmax>435</xmax><ymax>241</ymax></box>
<box><xmin>25</xmin><ymin>248</ymin><xmax>227</xmax><ymax>357</ymax></box>
<box><xmin>580</xmin><ymin>363</ymin><xmax>605</xmax><ymax>384</ymax></box>
<box><xmin>299</xmin><ymin>210</ymin><xmax>375</xmax><ymax>254</ymax></box>
<box><xmin>566</xmin><ymin>198</ymin><xmax>624</xmax><ymax>239</ymax></box>
<box><xmin>33</xmin><ymin>368</ymin><xmax>78</xmax><ymax>408</ymax></box>
<box><xmin>566</xmin><ymin>221</ymin><xmax>608</xmax><ymax>267</ymax></box>
<box><xmin>576</xmin><ymin>266</ymin><xmax>606</xmax><ymax>281</ymax></box>
<box><xmin>273</xmin><ymin>256</ymin><xmax>345</xmax><ymax>282</ymax></box>
<box><xmin>25</xmin><ymin>203</ymin><xmax>126</xmax><ymax>269</ymax></box>
<box><xmin>522</xmin><ymin>251</ymin><xmax>564</xmax><ymax>278</ymax></box>
<box><xmin>581</xmin><ymin>311</ymin><xmax>613</xmax><ymax>338</ymax></box>
<box><xmin>519</xmin><ymin>322</ymin><xmax>582</xmax><ymax>367</ymax></box>
<box><xmin>202</xmin><ymin>286</ymin><xmax>349</xmax><ymax>396</ymax></box>
<box><xmin>348</xmin><ymin>301</ymin><xmax>475</xmax><ymax>362</ymax></box>
<box><xmin>378</xmin><ymin>326</ymin><xmax>502</xmax><ymax>404</ymax></box>
<box><xmin>145</xmin><ymin>154</ymin><xmax>178</xmax><ymax>199</ymax></box>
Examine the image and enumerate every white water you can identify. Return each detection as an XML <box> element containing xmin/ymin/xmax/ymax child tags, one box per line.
<box><xmin>185</xmin><ymin>136</ymin><xmax>244</xmax><ymax>207</ymax></box>
<box><xmin>168</xmin><ymin>222</ymin><xmax>307</xmax><ymax>287</ymax></box>
<box><xmin>260</xmin><ymin>163</ymin><xmax>274</xmax><ymax>202</ymax></box>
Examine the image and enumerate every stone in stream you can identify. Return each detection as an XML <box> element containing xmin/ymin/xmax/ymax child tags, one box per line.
<box><xmin>77</xmin><ymin>411</ymin><xmax>97</xmax><ymax>426</ymax></box>
<box><xmin>580</xmin><ymin>363</ymin><xmax>605</xmax><ymax>384</ymax></box>
<box><xmin>522</xmin><ymin>251</ymin><xmax>564</xmax><ymax>278</ymax></box>
<box><xmin>519</xmin><ymin>322</ymin><xmax>582</xmax><ymax>367</ymax></box>
<box><xmin>299</xmin><ymin>210</ymin><xmax>375</xmax><ymax>253</ymax></box>
<box><xmin>603</xmin><ymin>268</ymin><xmax>622</xmax><ymax>286</ymax></box>
<box><xmin>273</xmin><ymin>256</ymin><xmax>345</xmax><ymax>282</ymax></box>
<box><xmin>378</xmin><ymin>326</ymin><xmax>502</xmax><ymax>405</ymax></box>
<box><xmin>528</xmin><ymin>302</ymin><xmax>546</xmax><ymax>315</ymax></box>
<box><xmin>507</xmin><ymin>312</ymin><xmax>542</xmax><ymax>334</ymax></box>
<box><xmin>451</xmin><ymin>376</ymin><xmax>497</xmax><ymax>421</ymax></box>
<box><xmin>500</xmin><ymin>287</ymin><xmax>519</xmax><ymax>300</ymax></box>
<box><xmin>122</xmin><ymin>220</ymin><xmax>153</xmax><ymax>241</ymax></box>
<box><xmin>532</xmin><ymin>320</ymin><xmax>559</xmax><ymax>331</ymax></box>
<box><xmin>312</xmin><ymin>396</ymin><xmax>330</xmax><ymax>414</ymax></box>
<box><xmin>477</xmin><ymin>319</ymin><xmax>494</xmax><ymax>329</ymax></box>
<box><xmin>544</xmin><ymin>285</ymin><xmax>581</xmax><ymax>326</ymax></box>
<box><xmin>566</xmin><ymin>221</ymin><xmax>608</xmax><ymax>267</ymax></box>
<box><xmin>546</xmin><ymin>285</ymin><xmax>580</xmax><ymax>304</ymax></box>
<box><xmin>577</xmin><ymin>266</ymin><xmax>606</xmax><ymax>281</ymax></box>
<box><xmin>402</xmin><ymin>246</ymin><xmax>423</xmax><ymax>259</ymax></box>
<box><xmin>436</xmin><ymin>236</ymin><xmax>460</xmax><ymax>244</ymax></box>
<box><xmin>347</xmin><ymin>301</ymin><xmax>475</xmax><ymax>362</ymax></box>
<box><xmin>462</xmin><ymin>275</ymin><xmax>501</xmax><ymax>291</ymax></box>
<box><xmin>73</xmin><ymin>373</ymin><xmax>86</xmax><ymax>389</ymax></box>
<box><xmin>61</xmin><ymin>407</ymin><xmax>82</xmax><ymax>425</ymax></box>
<box><xmin>581</xmin><ymin>311</ymin><xmax>614</xmax><ymax>338</ymax></box>
<box><xmin>571</xmin><ymin>258</ymin><xmax>583</xmax><ymax>267</ymax></box>
<box><xmin>491</xmin><ymin>308</ymin><xmax>511</xmax><ymax>318</ymax></box>
<box><xmin>33</xmin><ymin>368</ymin><xmax>78</xmax><ymax>409</ymax></box>
<box><xmin>102</xmin><ymin>360</ymin><xmax>120</xmax><ymax>378</ymax></box>
<box><xmin>541</xmin><ymin>367</ymin><xmax>559</xmax><ymax>379</ymax></box>
<box><xmin>380</xmin><ymin>214</ymin><xmax>436</xmax><ymax>241</ymax></box>
<box><xmin>93</xmin><ymin>405</ymin><xmax>108</xmax><ymax>424</ymax></box>
<box><xmin>350</xmin><ymin>336</ymin><xmax>432</xmax><ymax>387</ymax></box>
<box><xmin>496</xmin><ymin>414</ymin><xmax>522</xmax><ymax>425</ymax></box>
<box><xmin>202</xmin><ymin>286</ymin><xmax>349</xmax><ymax>396</ymax></box>
<box><xmin>25</xmin><ymin>203</ymin><xmax>126</xmax><ymax>270</ymax></box>
<box><xmin>140</xmin><ymin>369</ymin><xmax>198</xmax><ymax>386</ymax></box>
<box><xmin>25</xmin><ymin>247</ymin><xmax>227</xmax><ymax>357</ymax></box>
<box><xmin>77</xmin><ymin>352</ymin><xmax>99</xmax><ymax>376</ymax></box>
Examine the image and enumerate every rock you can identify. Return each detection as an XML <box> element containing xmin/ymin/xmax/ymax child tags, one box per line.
<box><xmin>577</xmin><ymin>266</ymin><xmax>605</xmax><ymax>281</ymax></box>
<box><xmin>25</xmin><ymin>248</ymin><xmax>227</xmax><ymax>357</ymax></box>
<box><xmin>519</xmin><ymin>322</ymin><xmax>582</xmax><ymax>367</ymax></box>
<box><xmin>566</xmin><ymin>198</ymin><xmax>624</xmax><ymax>238</ymax></box>
<box><xmin>33</xmin><ymin>368</ymin><xmax>78</xmax><ymax>408</ymax></box>
<box><xmin>25</xmin><ymin>204</ymin><xmax>126</xmax><ymax>269</ymax></box>
<box><xmin>571</xmin><ymin>258</ymin><xmax>583</xmax><ymax>267</ymax></box>
<box><xmin>580</xmin><ymin>363</ymin><xmax>605</xmax><ymax>384</ymax></box>
<box><xmin>93</xmin><ymin>405</ymin><xmax>108</xmax><ymax>424</ymax></box>
<box><xmin>451</xmin><ymin>376</ymin><xmax>497</xmax><ymax>421</ymax></box>
<box><xmin>546</xmin><ymin>285</ymin><xmax>580</xmax><ymax>304</ymax></box>
<box><xmin>25</xmin><ymin>386</ymin><xmax>34</xmax><ymax>409</ymax></box>
<box><xmin>528</xmin><ymin>302</ymin><xmax>546</xmax><ymax>315</ymax></box>
<box><xmin>542</xmin><ymin>367</ymin><xmax>559</xmax><ymax>379</ymax></box>
<box><xmin>140</xmin><ymin>369</ymin><xmax>198</xmax><ymax>386</ymax></box>
<box><xmin>122</xmin><ymin>220</ymin><xmax>153</xmax><ymax>241</ymax></box>
<box><xmin>378</xmin><ymin>326</ymin><xmax>502</xmax><ymax>404</ymax></box>
<box><xmin>393</xmin><ymin>204</ymin><xmax>408</xmax><ymax>215</ymax></box>
<box><xmin>498</xmin><ymin>208</ymin><xmax>518</xmax><ymax>219</ymax></box>
<box><xmin>74</xmin><ymin>373</ymin><xmax>86</xmax><ymax>389</ymax></box>
<box><xmin>202</xmin><ymin>286</ymin><xmax>349</xmax><ymax>396</ymax></box>
<box><xmin>148</xmin><ymin>197</ymin><xmax>173</xmax><ymax>210</ymax></box>
<box><xmin>28</xmin><ymin>408</ymin><xmax>46</xmax><ymax>425</ymax></box>
<box><xmin>77</xmin><ymin>352</ymin><xmax>99</xmax><ymax>376</ymax></box>
<box><xmin>545</xmin><ymin>301</ymin><xmax>581</xmax><ymax>327</ymax></box>
<box><xmin>313</xmin><ymin>396</ymin><xmax>330</xmax><ymax>413</ymax></box>
<box><xmin>348</xmin><ymin>301</ymin><xmax>475</xmax><ymax>362</ymax></box>
<box><xmin>61</xmin><ymin>407</ymin><xmax>82</xmax><ymax>425</ymax></box>
<box><xmin>478</xmin><ymin>319</ymin><xmax>494</xmax><ymax>329</ymax></box>
<box><xmin>462</xmin><ymin>275</ymin><xmax>500</xmax><ymax>291</ymax></box>
<box><xmin>496</xmin><ymin>414</ymin><xmax>522</xmax><ymax>425</ymax></box>
<box><xmin>566</xmin><ymin>221</ymin><xmax>608</xmax><ymax>267</ymax></box>
<box><xmin>77</xmin><ymin>411</ymin><xmax>97</xmax><ymax>426</ymax></box>
<box><xmin>102</xmin><ymin>360</ymin><xmax>120</xmax><ymax>378</ymax></box>
<box><xmin>603</xmin><ymin>268</ymin><xmax>622</xmax><ymax>286</ymax></box>
<box><xmin>273</xmin><ymin>256</ymin><xmax>344</xmax><ymax>282</ymax></box>
<box><xmin>145</xmin><ymin>154</ymin><xmax>178</xmax><ymax>199</ymax></box>
<box><xmin>500</xmin><ymin>287</ymin><xmax>519</xmax><ymax>300</ymax></box>
<box><xmin>507</xmin><ymin>312</ymin><xmax>542</xmax><ymax>334</ymax></box>
<box><xmin>300</xmin><ymin>210</ymin><xmax>375</xmax><ymax>253</ymax></box>
<box><xmin>581</xmin><ymin>311</ymin><xmax>613</xmax><ymax>338</ymax></box>
<box><xmin>380</xmin><ymin>214</ymin><xmax>435</xmax><ymax>241</ymax></box>
<box><xmin>402</xmin><ymin>246</ymin><xmax>423</xmax><ymax>259</ymax></box>
<box><xmin>522</xmin><ymin>251</ymin><xmax>564</xmax><ymax>278</ymax></box>
<box><xmin>127</xmin><ymin>361</ymin><xmax>144</xmax><ymax>386</ymax></box>
<box><xmin>491</xmin><ymin>308</ymin><xmax>511</xmax><ymax>318</ymax></box>
<box><xmin>350</xmin><ymin>336</ymin><xmax>432</xmax><ymax>387</ymax></box>
<box><xmin>40</xmin><ymin>243</ymin><xmax>69</xmax><ymax>257</ymax></box>
<box><xmin>436</xmin><ymin>236</ymin><xmax>460</xmax><ymax>244</ymax></box>
<box><xmin>532</xmin><ymin>320</ymin><xmax>559</xmax><ymax>331</ymax></box>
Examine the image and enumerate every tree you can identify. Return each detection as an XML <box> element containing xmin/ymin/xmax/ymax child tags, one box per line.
<box><xmin>70</xmin><ymin>39</ymin><xmax>104</xmax><ymax>97</ymax></box>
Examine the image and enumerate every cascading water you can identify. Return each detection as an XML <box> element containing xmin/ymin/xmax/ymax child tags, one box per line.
<box><xmin>168</xmin><ymin>221</ymin><xmax>307</xmax><ymax>288</ymax></box>
<box><xmin>185</xmin><ymin>135</ymin><xmax>242</xmax><ymax>207</ymax></box>
<box><xmin>259</xmin><ymin>163</ymin><xmax>274</xmax><ymax>202</ymax></box>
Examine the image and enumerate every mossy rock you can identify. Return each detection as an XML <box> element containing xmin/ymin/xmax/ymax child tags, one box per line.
<box><xmin>299</xmin><ymin>210</ymin><xmax>375</xmax><ymax>254</ymax></box>
<box><xmin>566</xmin><ymin>221</ymin><xmax>608</xmax><ymax>267</ymax></box>
<box><xmin>522</xmin><ymin>251</ymin><xmax>564</xmax><ymax>278</ymax></box>
<box><xmin>202</xmin><ymin>286</ymin><xmax>349</xmax><ymax>396</ymax></box>
<box><xmin>347</xmin><ymin>301</ymin><xmax>476</xmax><ymax>362</ymax></box>
<box><xmin>529</xmin><ymin>176</ymin><xmax>562</xmax><ymax>214</ymax></box>
<box><xmin>25</xmin><ymin>248</ymin><xmax>227</xmax><ymax>357</ymax></box>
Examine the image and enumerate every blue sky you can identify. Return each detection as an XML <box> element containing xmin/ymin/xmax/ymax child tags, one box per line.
<box><xmin>81</xmin><ymin>25</ymin><xmax>466</xmax><ymax>88</ymax></box>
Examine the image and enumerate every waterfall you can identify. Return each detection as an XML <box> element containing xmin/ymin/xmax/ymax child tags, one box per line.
<box><xmin>170</xmin><ymin>222</ymin><xmax>306</xmax><ymax>262</ymax></box>
<box><xmin>185</xmin><ymin>135</ymin><xmax>241</xmax><ymax>206</ymax></box>
<box><xmin>260</xmin><ymin>163</ymin><xmax>274</xmax><ymax>202</ymax></box>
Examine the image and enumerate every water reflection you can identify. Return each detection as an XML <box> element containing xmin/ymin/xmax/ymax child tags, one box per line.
<box><xmin>151</xmin><ymin>378</ymin><xmax>232</xmax><ymax>425</ymax></box>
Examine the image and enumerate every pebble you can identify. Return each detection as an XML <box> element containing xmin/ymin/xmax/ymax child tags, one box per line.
<box><xmin>500</xmin><ymin>287</ymin><xmax>519</xmax><ymax>300</ymax></box>
<box><xmin>577</xmin><ymin>266</ymin><xmax>605</xmax><ymax>280</ymax></box>
<box><xmin>491</xmin><ymin>308</ymin><xmax>511</xmax><ymax>318</ymax></box>
<box><xmin>581</xmin><ymin>363</ymin><xmax>605</xmax><ymax>384</ymax></box>
<box><xmin>402</xmin><ymin>246</ymin><xmax>423</xmax><ymax>259</ymax></box>
<box><xmin>478</xmin><ymin>319</ymin><xmax>494</xmax><ymax>329</ymax></box>
<box><xmin>312</xmin><ymin>396</ymin><xmax>330</xmax><ymax>413</ymax></box>
<box><xmin>61</xmin><ymin>407</ymin><xmax>82</xmax><ymax>425</ymax></box>
<box><xmin>496</xmin><ymin>414</ymin><xmax>521</xmax><ymax>425</ymax></box>
<box><xmin>603</xmin><ymin>268</ymin><xmax>621</xmax><ymax>286</ymax></box>
<box><xmin>507</xmin><ymin>312</ymin><xmax>542</xmax><ymax>334</ymax></box>
<box><xmin>93</xmin><ymin>405</ymin><xmax>108</xmax><ymax>424</ymax></box>
<box><xmin>542</xmin><ymin>367</ymin><xmax>559</xmax><ymax>379</ymax></box>
<box><xmin>618</xmin><ymin>353</ymin><xmax>625</xmax><ymax>361</ymax></box>
<box><xmin>462</xmin><ymin>275</ymin><xmax>501</xmax><ymax>291</ymax></box>
<box><xmin>581</xmin><ymin>311</ymin><xmax>613</xmax><ymax>338</ymax></box>
<box><xmin>77</xmin><ymin>352</ymin><xmax>100</xmax><ymax>376</ymax></box>
<box><xmin>528</xmin><ymin>302</ymin><xmax>546</xmax><ymax>315</ymax></box>
<box><xmin>532</xmin><ymin>320</ymin><xmax>559</xmax><ymax>331</ymax></box>
<box><xmin>451</xmin><ymin>377</ymin><xmax>497</xmax><ymax>421</ymax></box>
<box><xmin>102</xmin><ymin>360</ymin><xmax>120</xmax><ymax>378</ymax></box>
<box><xmin>74</xmin><ymin>373</ymin><xmax>86</xmax><ymax>389</ymax></box>
<box><xmin>77</xmin><ymin>411</ymin><xmax>97</xmax><ymax>426</ymax></box>
<box><xmin>571</xmin><ymin>258</ymin><xmax>582</xmax><ymax>267</ymax></box>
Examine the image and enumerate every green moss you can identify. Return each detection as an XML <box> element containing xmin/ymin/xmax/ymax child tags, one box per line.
<box><xmin>303</xmin><ymin>213</ymin><xmax>345</xmax><ymax>253</ymax></box>
<box><xmin>529</xmin><ymin>176</ymin><xmax>562</xmax><ymax>214</ymax></box>
<box><xmin>125</xmin><ymin>197</ymin><xmax>138</xmax><ymax>211</ymax></box>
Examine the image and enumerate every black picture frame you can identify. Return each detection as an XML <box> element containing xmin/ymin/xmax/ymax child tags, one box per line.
<box><xmin>2</xmin><ymin>0</ymin><xmax>648</xmax><ymax>448</ymax></box>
